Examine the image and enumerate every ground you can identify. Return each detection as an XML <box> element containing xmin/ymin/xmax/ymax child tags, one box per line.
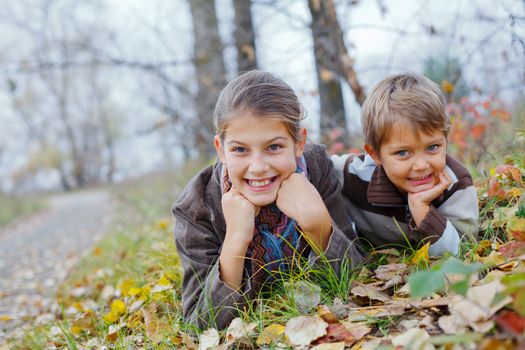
<box><xmin>0</xmin><ymin>189</ymin><xmax>114</xmax><ymax>344</ymax></box>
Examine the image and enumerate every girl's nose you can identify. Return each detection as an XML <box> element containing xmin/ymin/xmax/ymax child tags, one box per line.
<box><xmin>248</xmin><ymin>154</ymin><xmax>269</xmax><ymax>174</ymax></box>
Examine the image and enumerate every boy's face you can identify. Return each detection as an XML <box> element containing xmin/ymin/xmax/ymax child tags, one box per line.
<box><xmin>365</xmin><ymin>121</ymin><xmax>447</xmax><ymax>195</ymax></box>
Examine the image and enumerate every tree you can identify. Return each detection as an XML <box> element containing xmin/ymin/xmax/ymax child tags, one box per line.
<box><xmin>189</xmin><ymin>0</ymin><xmax>227</xmax><ymax>158</ymax></box>
<box><xmin>308</xmin><ymin>0</ymin><xmax>347</xmax><ymax>144</ymax></box>
<box><xmin>233</xmin><ymin>0</ymin><xmax>258</xmax><ymax>72</ymax></box>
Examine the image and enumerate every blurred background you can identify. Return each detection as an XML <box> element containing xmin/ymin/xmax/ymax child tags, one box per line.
<box><xmin>0</xmin><ymin>0</ymin><xmax>523</xmax><ymax>194</ymax></box>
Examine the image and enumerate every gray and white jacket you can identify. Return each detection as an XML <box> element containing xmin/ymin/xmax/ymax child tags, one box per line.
<box><xmin>331</xmin><ymin>153</ymin><xmax>479</xmax><ymax>256</ymax></box>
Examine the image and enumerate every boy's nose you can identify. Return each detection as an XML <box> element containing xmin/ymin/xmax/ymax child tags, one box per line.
<box><xmin>412</xmin><ymin>157</ymin><xmax>429</xmax><ymax>171</ymax></box>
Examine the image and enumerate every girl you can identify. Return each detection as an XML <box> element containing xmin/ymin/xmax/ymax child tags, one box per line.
<box><xmin>173</xmin><ymin>71</ymin><xmax>364</xmax><ymax>330</ymax></box>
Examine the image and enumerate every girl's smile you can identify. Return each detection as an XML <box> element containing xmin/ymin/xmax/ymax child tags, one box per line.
<box><xmin>214</xmin><ymin>113</ymin><xmax>306</xmax><ymax>207</ymax></box>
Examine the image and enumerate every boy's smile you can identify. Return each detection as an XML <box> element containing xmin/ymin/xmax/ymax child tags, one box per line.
<box><xmin>366</xmin><ymin>121</ymin><xmax>447</xmax><ymax>195</ymax></box>
<box><xmin>214</xmin><ymin>113</ymin><xmax>306</xmax><ymax>207</ymax></box>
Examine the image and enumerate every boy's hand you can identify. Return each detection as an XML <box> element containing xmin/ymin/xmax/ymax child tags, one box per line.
<box><xmin>408</xmin><ymin>170</ymin><xmax>452</xmax><ymax>227</ymax></box>
<box><xmin>221</xmin><ymin>187</ymin><xmax>258</xmax><ymax>247</ymax></box>
<box><xmin>276</xmin><ymin>173</ymin><xmax>332</xmax><ymax>252</ymax></box>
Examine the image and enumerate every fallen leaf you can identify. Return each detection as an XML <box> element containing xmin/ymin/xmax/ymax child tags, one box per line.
<box><xmin>317</xmin><ymin>305</ymin><xmax>339</xmax><ymax>323</ymax></box>
<box><xmin>499</xmin><ymin>241</ymin><xmax>525</xmax><ymax>258</ymax></box>
<box><xmin>198</xmin><ymin>328</ymin><xmax>220</xmax><ymax>350</ymax></box>
<box><xmin>313</xmin><ymin>323</ymin><xmax>355</xmax><ymax>346</ymax></box>
<box><xmin>225</xmin><ymin>317</ymin><xmax>256</xmax><ymax>342</ymax></box>
<box><xmin>495</xmin><ymin>309</ymin><xmax>525</xmax><ymax>336</ymax></box>
<box><xmin>285</xmin><ymin>280</ymin><xmax>321</xmax><ymax>313</ymax></box>
<box><xmin>340</xmin><ymin>322</ymin><xmax>371</xmax><ymax>340</ymax></box>
<box><xmin>372</xmin><ymin>248</ymin><xmax>400</xmax><ymax>256</ymax></box>
<box><xmin>438</xmin><ymin>314</ymin><xmax>468</xmax><ymax>334</ymax></box>
<box><xmin>375</xmin><ymin>263</ymin><xmax>407</xmax><ymax>281</ymax></box>
<box><xmin>351</xmin><ymin>283</ymin><xmax>391</xmax><ymax>303</ymax></box>
<box><xmin>477</xmin><ymin>338</ymin><xmax>515</xmax><ymax>350</ymax></box>
<box><xmin>141</xmin><ymin>303</ymin><xmax>166</xmax><ymax>344</ymax></box>
<box><xmin>311</xmin><ymin>341</ymin><xmax>345</xmax><ymax>350</ymax></box>
<box><xmin>412</xmin><ymin>242</ymin><xmax>430</xmax><ymax>266</ymax></box>
<box><xmin>256</xmin><ymin>324</ymin><xmax>285</xmax><ymax>346</ymax></box>
<box><xmin>381</xmin><ymin>275</ymin><xmax>404</xmax><ymax>290</ymax></box>
<box><xmin>508</xmin><ymin>217</ymin><xmax>525</xmax><ymax>242</ymax></box>
<box><xmin>181</xmin><ymin>332</ymin><xmax>197</xmax><ymax>350</ymax></box>
<box><xmin>284</xmin><ymin>316</ymin><xmax>328</xmax><ymax>346</ymax></box>
<box><xmin>391</xmin><ymin>328</ymin><xmax>435</xmax><ymax>350</ymax></box>
<box><xmin>330</xmin><ymin>297</ymin><xmax>350</xmax><ymax>319</ymax></box>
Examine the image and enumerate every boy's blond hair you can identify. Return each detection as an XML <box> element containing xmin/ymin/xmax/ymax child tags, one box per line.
<box><xmin>361</xmin><ymin>72</ymin><xmax>450</xmax><ymax>153</ymax></box>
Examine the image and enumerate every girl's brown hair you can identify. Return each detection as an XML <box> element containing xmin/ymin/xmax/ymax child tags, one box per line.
<box><xmin>213</xmin><ymin>70</ymin><xmax>305</xmax><ymax>141</ymax></box>
<box><xmin>361</xmin><ymin>72</ymin><xmax>450</xmax><ymax>153</ymax></box>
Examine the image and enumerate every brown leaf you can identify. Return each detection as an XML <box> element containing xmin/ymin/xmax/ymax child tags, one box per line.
<box><xmin>499</xmin><ymin>241</ymin><xmax>525</xmax><ymax>258</ymax></box>
<box><xmin>351</xmin><ymin>283</ymin><xmax>391</xmax><ymax>303</ymax></box>
<box><xmin>312</xmin><ymin>323</ymin><xmax>355</xmax><ymax>346</ymax></box>
<box><xmin>495</xmin><ymin>309</ymin><xmax>525</xmax><ymax>336</ymax></box>
<box><xmin>317</xmin><ymin>305</ymin><xmax>340</xmax><ymax>323</ymax></box>
<box><xmin>141</xmin><ymin>303</ymin><xmax>166</xmax><ymax>344</ymax></box>
<box><xmin>374</xmin><ymin>263</ymin><xmax>407</xmax><ymax>281</ymax></box>
<box><xmin>340</xmin><ymin>322</ymin><xmax>371</xmax><ymax>340</ymax></box>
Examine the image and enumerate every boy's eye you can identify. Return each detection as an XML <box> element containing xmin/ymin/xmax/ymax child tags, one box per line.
<box><xmin>395</xmin><ymin>150</ymin><xmax>408</xmax><ymax>157</ymax></box>
<box><xmin>427</xmin><ymin>144</ymin><xmax>440</xmax><ymax>152</ymax></box>
<box><xmin>268</xmin><ymin>144</ymin><xmax>281</xmax><ymax>151</ymax></box>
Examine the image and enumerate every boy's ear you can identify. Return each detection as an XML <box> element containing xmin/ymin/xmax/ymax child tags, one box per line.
<box><xmin>364</xmin><ymin>144</ymin><xmax>381</xmax><ymax>165</ymax></box>
<box><xmin>214</xmin><ymin>135</ymin><xmax>225</xmax><ymax>163</ymax></box>
<box><xmin>294</xmin><ymin>127</ymin><xmax>307</xmax><ymax>157</ymax></box>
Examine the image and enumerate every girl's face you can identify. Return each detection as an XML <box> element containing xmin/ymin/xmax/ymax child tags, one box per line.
<box><xmin>214</xmin><ymin>112</ymin><xmax>306</xmax><ymax>207</ymax></box>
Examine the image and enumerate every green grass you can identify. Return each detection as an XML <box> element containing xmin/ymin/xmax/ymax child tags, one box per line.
<box><xmin>0</xmin><ymin>193</ymin><xmax>46</xmax><ymax>226</ymax></box>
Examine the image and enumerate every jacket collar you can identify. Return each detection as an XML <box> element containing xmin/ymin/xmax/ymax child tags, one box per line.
<box><xmin>367</xmin><ymin>165</ymin><xmax>406</xmax><ymax>206</ymax></box>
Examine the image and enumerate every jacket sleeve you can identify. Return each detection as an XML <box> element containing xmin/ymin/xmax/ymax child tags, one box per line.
<box><xmin>308</xmin><ymin>145</ymin><xmax>366</xmax><ymax>272</ymax></box>
<box><xmin>415</xmin><ymin>177</ymin><xmax>479</xmax><ymax>256</ymax></box>
<box><xmin>174</xmin><ymin>212</ymin><xmax>252</xmax><ymax>330</ymax></box>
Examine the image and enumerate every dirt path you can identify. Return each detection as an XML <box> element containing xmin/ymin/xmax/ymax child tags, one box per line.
<box><xmin>0</xmin><ymin>189</ymin><xmax>114</xmax><ymax>343</ymax></box>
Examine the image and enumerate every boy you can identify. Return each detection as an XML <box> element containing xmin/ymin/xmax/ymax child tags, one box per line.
<box><xmin>332</xmin><ymin>72</ymin><xmax>478</xmax><ymax>256</ymax></box>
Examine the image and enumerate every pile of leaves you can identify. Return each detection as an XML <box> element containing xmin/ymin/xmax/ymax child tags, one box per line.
<box><xmin>6</xmin><ymin>159</ymin><xmax>525</xmax><ymax>349</ymax></box>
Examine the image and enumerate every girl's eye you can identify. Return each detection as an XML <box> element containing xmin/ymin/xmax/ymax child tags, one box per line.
<box><xmin>268</xmin><ymin>144</ymin><xmax>281</xmax><ymax>151</ymax></box>
<box><xmin>232</xmin><ymin>146</ymin><xmax>246</xmax><ymax>153</ymax></box>
<box><xmin>395</xmin><ymin>150</ymin><xmax>408</xmax><ymax>157</ymax></box>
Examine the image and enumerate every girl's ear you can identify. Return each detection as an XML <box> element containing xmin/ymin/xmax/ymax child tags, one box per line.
<box><xmin>294</xmin><ymin>127</ymin><xmax>307</xmax><ymax>157</ymax></box>
<box><xmin>214</xmin><ymin>135</ymin><xmax>226</xmax><ymax>163</ymax></box>
<box><xmin>364</xmin><ymin>144</ymin><xmax>382</xmax><ymax>165</ymax></box>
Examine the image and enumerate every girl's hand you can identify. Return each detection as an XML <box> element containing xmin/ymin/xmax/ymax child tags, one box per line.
<box><xmin>219</xmin><ymin>186</ymin><xmax>258</xmax><ymax>290</ymax></box>
<box><xmin>276</xmin><ymin>173</ymin><xmax>332</xmax><ymax>252</ymax></box>
<box><xmin>221</xmin><ymin>187</ymin><xmax>258</xmax><ymax>246</ymax></box>
<box><xmin>408</xmin><ymin>170</ymin><xmax>452</xmax><ymax>227</ymax></box>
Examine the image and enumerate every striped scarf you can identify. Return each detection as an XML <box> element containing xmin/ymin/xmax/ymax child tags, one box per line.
<box><xmin>220</xmin><ymin>156</ymin><xmax>309</xmax><ymax>289</ymax></box>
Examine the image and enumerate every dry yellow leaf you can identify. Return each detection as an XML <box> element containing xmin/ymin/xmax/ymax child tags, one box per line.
<box><xmin>411</xmin><ymin>242</ymin><xmax>430</xmax><ymax>265</ymax></box>
<box><xmin>256</xmin><ymin>323</ymin><xmax>285</xmax><ymax>346</ymax></box>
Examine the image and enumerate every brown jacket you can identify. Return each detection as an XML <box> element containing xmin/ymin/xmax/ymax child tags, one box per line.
<box><xmin>173</xmin><ymin>143</ymin><xmax>365</xmax><ymax>330</ymax></box>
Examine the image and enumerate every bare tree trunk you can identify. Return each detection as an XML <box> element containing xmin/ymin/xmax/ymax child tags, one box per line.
<box><xmin>307</xmin><ymin>0</ymin><xmax>365</xmax><ymax>108</ymax></box>
<box><xmin>308</xmin><ymin>0</ymin><xmax>347</xmax><ymax>143</ymax></box>
<box><xmin>189</xmin><ymin>0</ymin><xmax>227</xmax><ymax>158</ymax></box>
<box><xmin>233</xmin><ymin>0</ymin><xmax>258</xmax><ymax>72</ymax></box>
